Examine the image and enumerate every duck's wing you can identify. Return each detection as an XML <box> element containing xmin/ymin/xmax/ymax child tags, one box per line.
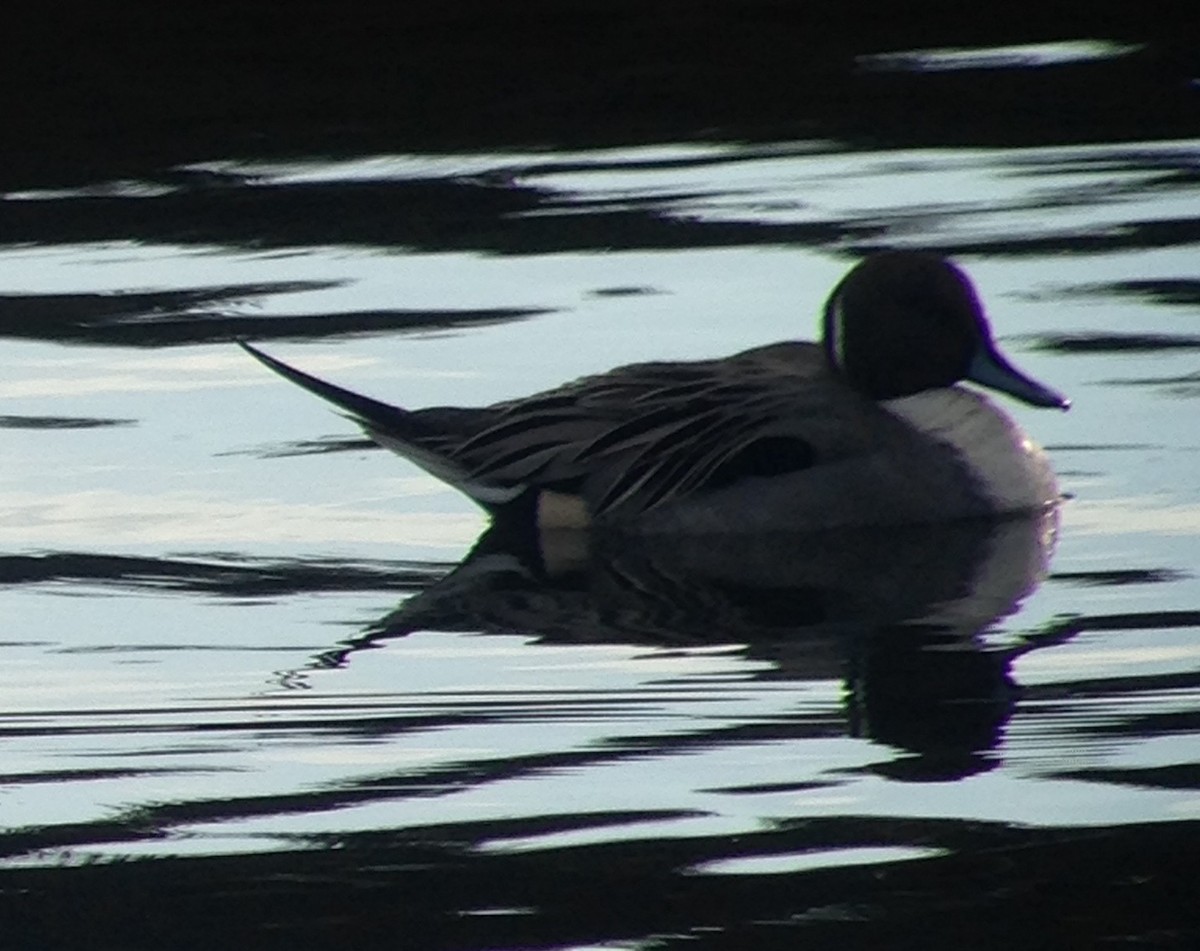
<box><xmin>241</xmin><ymin>342</ymin><xmax>880</xmax><ymax>519</ymax></box>
<box><xmin>441</xmin><ymin>342</ymin><xmax>892</xmax><ymax>519</ymax></box>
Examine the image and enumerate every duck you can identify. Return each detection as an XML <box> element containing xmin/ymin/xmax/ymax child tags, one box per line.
<box><xmin>239</xmin><ymin>251</ymin><xmax>1069</xmax><ymax>533</ymax></box>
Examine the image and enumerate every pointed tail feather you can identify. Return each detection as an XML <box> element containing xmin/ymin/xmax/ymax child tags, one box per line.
<box><xmin>239</xmin><ymin>342</ymin><xmax>426</xmax><ymax>440</ymax></box>
<box><xmin>239</xmin><ymin>342</ymin><xmax>521</xmax><ymax>510</ymax></box>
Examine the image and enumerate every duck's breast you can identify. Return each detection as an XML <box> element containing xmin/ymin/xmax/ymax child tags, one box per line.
<box><xmin>882</xmin><ymin>387</ymin><xmax>1060</xmax><ymax>514</ymax></box>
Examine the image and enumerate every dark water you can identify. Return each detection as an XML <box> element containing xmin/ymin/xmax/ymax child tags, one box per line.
<box><xmin>2</xmin><ymin>5</ymin><xmax>1199</xmax><ymax>948</ymax></box>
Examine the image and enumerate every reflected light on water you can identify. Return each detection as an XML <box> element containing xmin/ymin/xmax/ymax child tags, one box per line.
<box><xmin>859</xmin><ymin>40</ymin><xmax>1145</xmax><ymax>73</ymax></box>
<box><xmin>690</xmin><ymin>845</ymin><xmax>947</xmax><ymax>876</ymax></box>
<box><xmin>0</xmin><ymin>488</ymin><xmax>481</xmax><ymax>547</ymax></box>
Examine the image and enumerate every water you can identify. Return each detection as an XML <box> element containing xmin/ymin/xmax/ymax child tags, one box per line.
<box><xmin>2</xmin><ymin>8</ymin><xmax>1199</xmax><ymax>949</ymax></box>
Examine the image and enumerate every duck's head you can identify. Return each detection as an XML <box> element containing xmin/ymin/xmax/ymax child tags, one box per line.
<box><xmin>823</xmin><ymin>252</ymin><xmax>1069</xmax><ymax>409</ymax></box>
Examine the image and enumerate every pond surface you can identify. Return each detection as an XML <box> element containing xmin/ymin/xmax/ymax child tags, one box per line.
<box><xmin>1</xmin><ymin>6</ymin><xmax>1198</xmax><ymax>949</ymax></box>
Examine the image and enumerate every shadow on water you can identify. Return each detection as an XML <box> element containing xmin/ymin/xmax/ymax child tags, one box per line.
<box><xmin>0</xmin><ymin>551</ymin><xmax>450</xmax><ymax>598</ymax></box>
<box><xmin>340</xmin><ymin>512</ymin><xmax>1066</xmax><ymax>780</ymax></box>
<box><xmin>5</xmin><ymin>139</ymin><xmax>1200</xmax><ymax>347</ymax></box>
<box><xmin>5</xmin><ymin>817</ymin><xmax>1200</xmax><ymax>951</ymax></box>
<box><xmin>0</xmin><ymin>415</ymin><xmax>136</xmax><ymax>430</ymax></box>
<box><xmin>6</xmin><ymin>820</ymin><xmax>1199</xmax><ymax>951</ymax></box>
<box><xmin>3</xmin><ymin>4</ymin><xmax>1197</xmax><ymax>186</ymax></box>
<box><xmin>3</xmin><ymin>818</ymin><xmax>1197</xmax><ymax>951</ymax></box>
<box><xmin>0</xmin><ymin>282</ymin><xmax>548</xmax><ymax>348</ymax></box>
<box><xmin>0</xmin><ymin>6</ymin><xmax>1197</xmax><ymax>351</ymax></box>
<box><xmin>2</xmin><ymin>511</ymin><xmax>1199</xmax><ymax>948</ymax></box>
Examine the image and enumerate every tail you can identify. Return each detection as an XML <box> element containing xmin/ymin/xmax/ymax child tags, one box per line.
<box><xmin>239</xmin><ymin>342</ymin><xmax>517</xmax><ymax>510</ymax></box>
<box><xmin>239</xmin><ymin>342</ymin><xmax>423</xmax><ymax>437</ymax></box>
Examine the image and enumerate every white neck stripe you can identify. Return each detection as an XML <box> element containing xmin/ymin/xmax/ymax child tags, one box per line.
<box><xmin>829</xmin><ymin>295</ymin><xmax>848</xmax><ymax>372</ymax></box>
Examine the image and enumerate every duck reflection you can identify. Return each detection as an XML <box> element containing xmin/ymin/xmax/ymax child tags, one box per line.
<box><xmin>318</xmin><ymin>509</ymin><xmax>1063</xmax><ymax>780</ymax></box>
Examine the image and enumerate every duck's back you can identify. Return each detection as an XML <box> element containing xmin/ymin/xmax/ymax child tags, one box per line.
<box><xmin>421</xmin><ymin>342</ymin><xmax>866</xmax><ymax>522</ymax></box>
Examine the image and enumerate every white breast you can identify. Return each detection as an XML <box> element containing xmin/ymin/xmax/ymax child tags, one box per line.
<box><xmin>883</xmin><ymin>387</ymin><xmax>1060</xmax><ymax>514</ymax></box>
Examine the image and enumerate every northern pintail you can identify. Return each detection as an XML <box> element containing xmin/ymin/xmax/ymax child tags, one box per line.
<box><xmin>240</xmin><ymin>251</ymin><xmax>1069</xmax><ymax>532</ymax></box>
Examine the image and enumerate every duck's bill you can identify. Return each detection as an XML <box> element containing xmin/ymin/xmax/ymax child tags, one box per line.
<box><xmin>968</xmin><ymin>347</ymin><xmax>1070</xmax><ymax>410</ymax></box>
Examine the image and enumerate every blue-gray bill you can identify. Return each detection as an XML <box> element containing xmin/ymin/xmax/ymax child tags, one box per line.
<box><xmin>967</xmin><ymin>348</ymin><xmax>1070</xmax><ymax>410</ymax></box>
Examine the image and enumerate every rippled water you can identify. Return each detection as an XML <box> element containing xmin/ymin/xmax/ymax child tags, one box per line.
<box><xmin>2</xmin><ymin>9</ymin><xmax>1199</xmax><ymax>949</ymax></box>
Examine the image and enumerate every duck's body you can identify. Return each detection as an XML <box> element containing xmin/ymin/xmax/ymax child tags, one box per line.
<box><xmin>241</xmin><ymin>252</ymin><xmax>1068</xmax><ymax>533</ymax></box>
